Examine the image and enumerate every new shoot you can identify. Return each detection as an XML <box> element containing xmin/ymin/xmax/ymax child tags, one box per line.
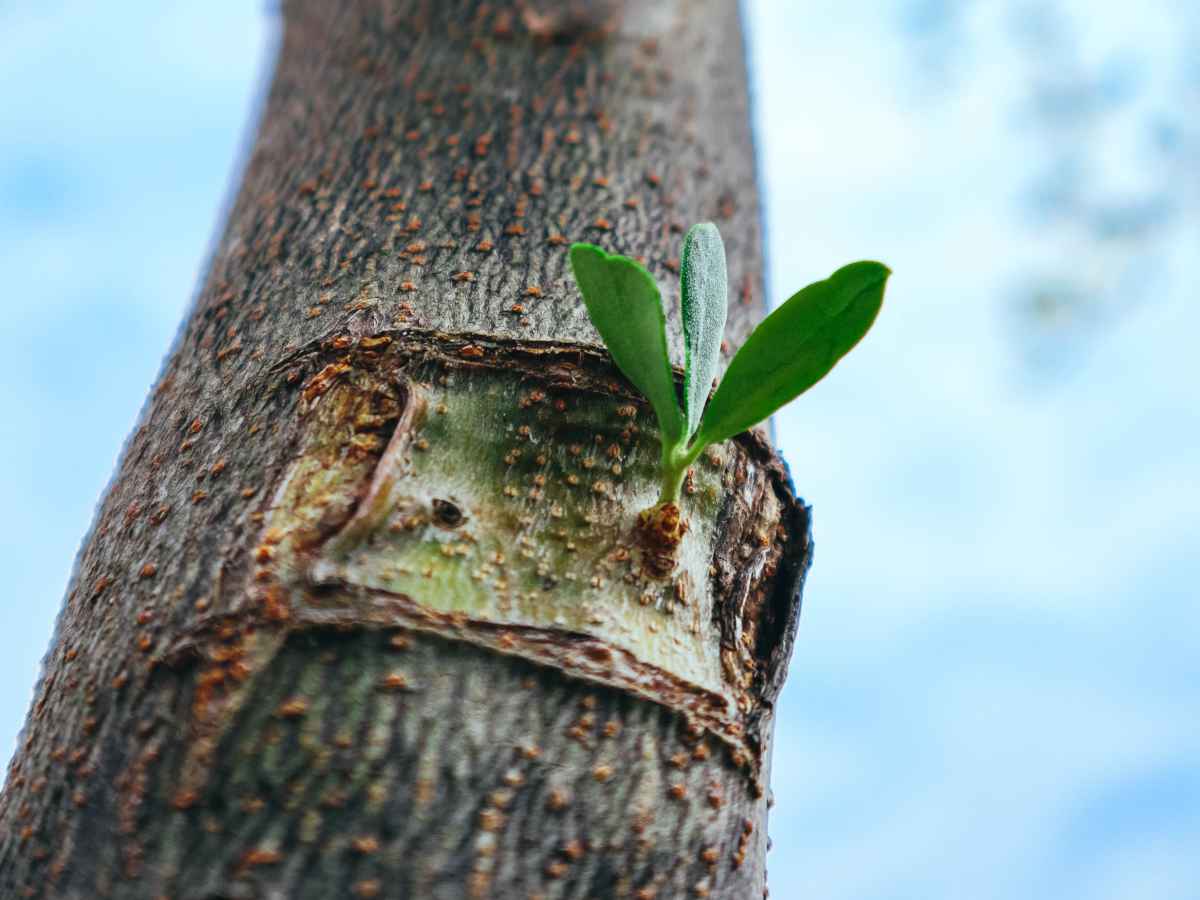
<box><xmin>570</xmin><ymin>224</ymin><xmax>889</xmax><ymax>545</ymax></box>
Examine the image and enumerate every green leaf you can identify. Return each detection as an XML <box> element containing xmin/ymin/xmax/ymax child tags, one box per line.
<box><xmin>680</xmin><ymin>222</ymin><xmax>728</xmax><ymax>440</ymax></box>
<box><xmin>569</xmin><ymin>243</ymin><xmax>685</xmax><ymax>444</ymax></box>
<box><xmin>694</xmin><ymin>260</ymin><xmax>889</xmax><ymax>447</ymax></box>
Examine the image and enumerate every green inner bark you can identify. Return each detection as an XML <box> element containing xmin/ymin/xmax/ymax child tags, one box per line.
<box><xmin>268</xmin><ymin>360</ymin><xmax>735</xmax><ymax>697</ymax></box>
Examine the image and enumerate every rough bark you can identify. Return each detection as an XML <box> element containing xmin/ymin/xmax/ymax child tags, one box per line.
<box><xmin>0</xmin><ymin>2</ymin><xmax>812</xmax><ymax>898</ymax></box>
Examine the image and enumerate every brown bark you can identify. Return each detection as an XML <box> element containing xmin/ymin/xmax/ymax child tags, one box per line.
<box><xmin>0</xmin><ymin>2</ymin><xmax>811</xmax><ymax>897</ymax></box>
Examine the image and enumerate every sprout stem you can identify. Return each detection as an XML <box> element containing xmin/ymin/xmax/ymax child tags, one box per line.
<box><xmin>656</xmin><ymin>439</ymin><xmax>705</xmax><ymax>506</ymax></box>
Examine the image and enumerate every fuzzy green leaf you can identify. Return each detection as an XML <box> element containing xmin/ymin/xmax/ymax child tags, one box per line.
<box><xmin>680</xmin><ymin>222</ymin><xmax>729</xmax><ymax>439</ymax></box>
<box><xmin>569</xmin><ymin>243</ymin><xmax>685</xmax><ymax>444</ymax></box>
<box><xmin>694</xmin><ymin>260</ymin><xmax>889</xmax><ymax>447</ymax></box>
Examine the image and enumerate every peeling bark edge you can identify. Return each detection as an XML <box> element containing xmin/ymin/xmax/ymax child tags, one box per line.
<box><xmin>263</xmin><ymin>327</ymin><xmax>810</xmax><ymax>762</ymax></box>
<box><xmin>274</xmin><ymin>325</ymin><xmax>810</xmax><ymax>703</ymax></box>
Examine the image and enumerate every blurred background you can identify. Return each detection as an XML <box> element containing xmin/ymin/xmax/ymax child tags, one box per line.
<box><xmin>2</xmin><ymin>1</ymin><xmax>1197</xmax><ymax>897</ymax></box>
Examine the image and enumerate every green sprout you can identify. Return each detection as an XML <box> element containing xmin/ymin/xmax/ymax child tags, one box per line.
<box><xmin>570</xmin><ymin>223</ymin><xmax>890</xmax><ymax>513</ymax></box>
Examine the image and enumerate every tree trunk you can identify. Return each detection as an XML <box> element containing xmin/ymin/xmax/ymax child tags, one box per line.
<box><xmin>0</xmin><ymin>2</ymin><xmax>811</xmax><ymax>897</ymax></box>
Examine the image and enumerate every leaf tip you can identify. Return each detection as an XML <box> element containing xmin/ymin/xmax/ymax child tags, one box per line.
<box><xmin>841</xmin><ymin>259</ymin><xmax>892</xmax><ymax>283</ymax></box>
<box><xmin>568</xmin><ymin>242</ymin><xmax>605</xmax><ymax>263</ymax></box>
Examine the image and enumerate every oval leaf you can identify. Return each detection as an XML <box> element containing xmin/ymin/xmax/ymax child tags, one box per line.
<box><xmin>694</xmin><ymin>261</ymin><xmax>889</xmax><ymax>447</ymax></box>
<box><xmin>569</xmin><ymin>243</ymin><xmax>685</xmax><ymax>444</ymax></box>
<box><xmin>680</xmin><ymin>222</ymin><xmax>729</xmax><ymax>439</ymax></box>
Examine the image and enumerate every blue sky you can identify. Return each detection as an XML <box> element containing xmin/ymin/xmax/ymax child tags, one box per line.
<box><xmin>2</xmin><ymin>2</ymin><xmax>1197</xmax><ymax>897</ymax></box>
